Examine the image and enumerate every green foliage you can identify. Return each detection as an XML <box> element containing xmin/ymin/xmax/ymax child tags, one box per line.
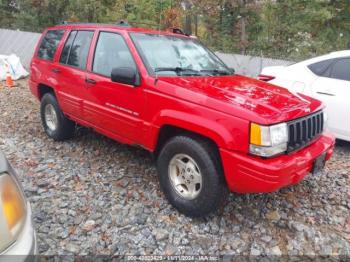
<box><xmin>0</xmin><ymin>0</ymin><xmax>18</xmax><ymax>28</ymax></box>
<box><xmin>0</xmin><ymin>0</ymin><xmax>349</xmax><ymax>60</ymax></box>
<box><xmin>11</xmin><ymin>0</ymin><xmax>70</xmax><ymax>32</ymax></box>
<box><xmin>108</xmin><ymin>0</ymin><xmax>175</xmax><ymax>29</ymax></box>
<box><xmin>67</xmin><ymin>0</ymin><xmax>115</xmax><ymax>23</ymax></box>
<box><xmin>252</xmin><ymin>0</ymin><xmax>350</xmax><ymax>60</ymax></box>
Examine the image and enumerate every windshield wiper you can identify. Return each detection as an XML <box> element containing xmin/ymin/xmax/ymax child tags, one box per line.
<box><xmin>200</xmin><ymin>69</ymin><xmax>233</xmax><ymax>76</ymax></box>
<box><xmin>154</xmin><ymin>67</ymin><xmax>202</xmax><ymax>76</ymax></box>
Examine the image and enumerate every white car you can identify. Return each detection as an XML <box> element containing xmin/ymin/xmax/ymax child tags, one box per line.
<box><xmin>0</xmin><ymin>151</ymin><xmax>37</xmax><ymax>260</ymax></box>
<box><xmin>259</xmin><ymin>50</ymin><xmax>350</xmax><ymax>141</ymax></box>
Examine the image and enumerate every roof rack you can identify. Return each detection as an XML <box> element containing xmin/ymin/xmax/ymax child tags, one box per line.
<box><xmin>171</xmin><ymin>28</ymin><xmax>189</xmax><ymax>36</ymax></box>
<box><xmin>60</xmin><ymin>21</ymin><xmax>88</xmax><ymax>25</ymax></box>
<box><xmin>58</xmin><ymin>21</ymin><xmax>190</xmax><ymax>36</ymax></box>
<box><xmin>116</xmin><ymin>20</ymin><xmax>131</xmax><ymax>27</ymax></box>
<box><xmin>57</xmin><ymin>21</ymin><xmax>132</xmax><ymax>28</ymax></box>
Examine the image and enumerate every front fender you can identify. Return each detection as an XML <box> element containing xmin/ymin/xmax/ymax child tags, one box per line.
<box><xmin>146</xmin><ymin>109</ymin><xmax>249</xmax><ymax>153</ymax></box>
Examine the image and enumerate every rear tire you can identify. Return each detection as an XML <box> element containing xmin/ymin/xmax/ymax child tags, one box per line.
<box><xmin>157</xmin><ymin>135</ymin><xmax>227</xmax><ymax>217</ymax></box>
<box><xmin>40</xmin><ymin>93</ymin><xmax>75</xmax><ymax>141</ymax></box>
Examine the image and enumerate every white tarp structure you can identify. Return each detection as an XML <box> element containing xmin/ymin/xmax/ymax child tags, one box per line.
<box><xmin>0</xmin><ymin>54</ymin><xmax>29</xmax><ymax>81</ymax></box>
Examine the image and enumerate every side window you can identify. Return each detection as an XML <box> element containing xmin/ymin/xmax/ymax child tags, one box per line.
<box><xmin>308</xmin><ymin>59</ymin><xmax>334</xmax><ymax>77</ymax></box>
<box><xmin>65</xmin><ymin>31</ymin><xmax>94</xmax><ymax>69</ymax></box>
<box><xmin>38</xmin><ymin>30</ymin><xmax>65</xmax><ymax>61</ymax></box>
<box><xmin>330</xmin><ymin>59</ymin><xmax>350</xmax><ymax>81</ymax></box>
<box><xmin>93</xmin><ymin>32</ymin><xmax>136</xmax><ymax>77</ymax></box>
<box><xmin>59</xmin><ymin>31</ymin><xmax>77</xmax><ymax>64</ymax></box>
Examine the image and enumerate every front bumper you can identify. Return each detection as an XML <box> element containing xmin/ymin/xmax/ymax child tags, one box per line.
<box><xmin>1</xmin><ymin>201</ymin><xmax>37</xmax><ymax>261</ymax></box>
<box><xmin>220</xmin><ymin>132</ymin><xmax>335</xmax><ymax>193</ymax></box>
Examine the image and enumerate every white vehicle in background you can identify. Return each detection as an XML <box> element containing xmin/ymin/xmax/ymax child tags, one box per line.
<box><xmin>259</xmin><ymin>50</ymin><xmax>350</xmax><ymax>142</ymax></box>
<box><xmin>0</xmin><ymin>151</ymin><xmax>37</xmax><ymax>260</ymax></box>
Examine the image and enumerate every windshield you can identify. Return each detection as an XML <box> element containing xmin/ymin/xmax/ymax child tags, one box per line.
<box><xmin>130</xmin><ymin>33</ymin><xmax>233</xmax><ymax>77</ymax></box>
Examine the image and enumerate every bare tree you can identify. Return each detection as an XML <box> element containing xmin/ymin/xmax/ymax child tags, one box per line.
<box><xmin>183</xmin><ymin>0</ymin><xmax>192</xmax><ymax>35</ymax></box>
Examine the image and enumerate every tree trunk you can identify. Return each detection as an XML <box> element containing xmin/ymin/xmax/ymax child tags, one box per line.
<box><xmin>239</xmin><ymin>0</ymin><xmax>247</xmax><ymax>54</ymax></box>
<box><xmin>194</xmin><ymin>14</ymin><xmax>198</xmax><ymax>36</ymax></box>
<box><xmin>184</xmin><ymin>0</ymin><xmax>192</xmax><ymax>35</ymax></box>
<box><xmin>240</xmin><ymin>16</ymin><xmax>246</xmax><ymax>54</ymax></box>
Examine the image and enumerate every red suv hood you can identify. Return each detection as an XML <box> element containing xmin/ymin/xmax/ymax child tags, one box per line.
<box><xmin>157</xmin><ymin>75</ymin><xmax>323</xmax><ymax>125</ymax></box>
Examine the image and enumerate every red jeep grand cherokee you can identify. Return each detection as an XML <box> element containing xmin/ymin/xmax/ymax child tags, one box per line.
<box><xmin>29</xmin><ymin>22</ymin><xmax>335</xmax><ymax>217</ymax></box>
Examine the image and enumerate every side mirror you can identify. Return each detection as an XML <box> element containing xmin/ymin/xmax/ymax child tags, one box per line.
<box><xmin>229</xmin><ymin>67</ymin><xmax>235</xmax><ymax>74</ymax></box>
<box><xmin>111</xmin><ymin>67</ymin><xmax>140</xmax><ymax>86</ymax></box>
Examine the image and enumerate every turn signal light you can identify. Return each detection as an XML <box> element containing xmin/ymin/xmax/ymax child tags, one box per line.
<box><xmin>250</xmin><ymin>123</ymin><xmax>262</xmax><ymax>145</ymax></box>
<box><xmin>0</xmin><ymin>174</ymin><xmax>26</xmax><ymax>232</ymax></box>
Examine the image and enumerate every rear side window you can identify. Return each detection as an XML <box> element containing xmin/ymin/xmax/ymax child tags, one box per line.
<box><xmin>92</xmin><ymin>32</ymin><xmax>136</xmax><ymax>77</ymax></box>
<box><xmin>330</xmin><ymin>59</ymin><xmax>350</xmax><ymax>81</ymax></box>
<box><xmin>38</xmin><ymin>30</ymin><xmax>65</xmax><ymax>61</ymax></box>
<box><xmin>308</xmin><ymin>59</ymin><xmax>334</xmax><ymax>76</ymax></box>
<box><xmin>59</xmin><ymin>31</ymin><xmax>77</xmax><ymax>64</ymax></box>
<box><xmin>60</xmin><ymin>31</ymin><xmax>94</xmax><ymax>69</ymax></box>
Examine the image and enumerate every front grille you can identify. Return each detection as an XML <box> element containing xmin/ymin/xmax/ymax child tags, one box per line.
<box><xmin>287</xmin><ymin>111</ymin><xmax>324</xmax><ymax>153</ymax></box>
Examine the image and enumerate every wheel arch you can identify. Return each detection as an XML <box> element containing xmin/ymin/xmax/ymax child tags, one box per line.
<box><xmin>37</xmin><ymin>83</ymin><xmax>56</xmax><ymax>100</ymax></box>
<box><xmin>154</xmin><ymin>124</ymin><xmax>222</xmax><ymax>161</ymax></box>
<box><xmin>150</xmin><ymin>109</ymin><xmax>237</xmax><ymax>154</ymax></box>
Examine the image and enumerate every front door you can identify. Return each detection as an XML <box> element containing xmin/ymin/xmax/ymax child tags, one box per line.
<box><xmin>84</xmin><ymin>31</ymin><xmax>144</xmax><ymax>144</ymax></box>
<box><xmin>312</xmin><ymin>58</ymin><xmax>350</xmax><ymax>140</ymax></box>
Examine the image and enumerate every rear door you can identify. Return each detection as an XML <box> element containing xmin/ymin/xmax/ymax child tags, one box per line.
<box><xmin>54</xmin><ymin>30</ymin><xmax>94</xmax><ymax>119</ymax></box>
<box><xmin>30</xmin><ymin>29</ymin><xmax>65</xmax><ymax>90</ymax></box>
<box><xmin>311</xmin><ymin>58</ymin><xmax>350</xmax><ymax>139</ymax></box>
<box><xmin>84</xmin><ymin>30</ymin><xmax>144</xmax><ymax>144</ymax></box>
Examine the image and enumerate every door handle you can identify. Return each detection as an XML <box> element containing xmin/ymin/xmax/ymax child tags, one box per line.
<box><xmin>52</xmin><ymin>68</ymin><xmax>61</xmax><ymax>73</ymax></box>
<box><xmin>85</xmin><ymin>78</ymin><xmax>96</xmax><ymax>85</ymax></box>
<box><xmin>316</xmin><ymin>91</ymin><xmax>335</xmax><ymax>97</ymax></box>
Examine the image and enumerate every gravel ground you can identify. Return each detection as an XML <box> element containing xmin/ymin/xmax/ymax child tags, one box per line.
<box><xmin>0</xmin><ymin>80</ymin><xmax>349</xmax><ymax>257</ymax></box>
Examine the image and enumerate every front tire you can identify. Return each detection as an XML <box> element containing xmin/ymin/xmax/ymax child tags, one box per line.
<box><xmin>40</xmin><ymin>93</ymin><xmax>75</xmax><ymax>141</ymax></box>
<box><xmin>157</xmin><ymin>135</ymin><xmax>227</xmax><ymax>217</ymax></box>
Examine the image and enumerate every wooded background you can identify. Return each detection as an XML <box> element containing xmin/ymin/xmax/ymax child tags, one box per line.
<box><xmin>1</xmin><ymin>0</ymin><xmax>350</xmax><ymax>60</ymax></box>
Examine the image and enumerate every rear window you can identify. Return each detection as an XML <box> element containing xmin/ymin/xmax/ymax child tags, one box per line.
<box><xmin>308</xmin><ymin>59</ymin><xmax>334</xmax><ymax>76</ymax></box>
<box><xmin>330</xmin><ymin>59</ymin><xmax>350</xmax><ymax>81</ymax></box>
<box><xmin>38</xmin><ymin>30</ymin><xmax>65</xmax><ymax>61</ymax></box>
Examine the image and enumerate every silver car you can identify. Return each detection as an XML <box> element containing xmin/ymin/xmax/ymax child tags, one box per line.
<box><xmin>0</xmin><ymin>151</ymin><xmax>37</xmax><ymax>260</ymax></box>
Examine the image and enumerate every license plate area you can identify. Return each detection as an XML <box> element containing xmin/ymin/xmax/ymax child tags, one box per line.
<box><xmin>312</xmin><ymin>153</ymin><xmax>326</xmax><ymax>174</ymax></box>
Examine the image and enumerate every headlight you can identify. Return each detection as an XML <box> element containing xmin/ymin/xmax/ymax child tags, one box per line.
<box><xmin>250</xmin><ymin>122</ymin><xmax>288</xmax><ymax>157</ymax></box>
<box><xmin>0</xmin><ymin>173</ymin><xmax>26</xmax><ymax>252</ymax></box>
